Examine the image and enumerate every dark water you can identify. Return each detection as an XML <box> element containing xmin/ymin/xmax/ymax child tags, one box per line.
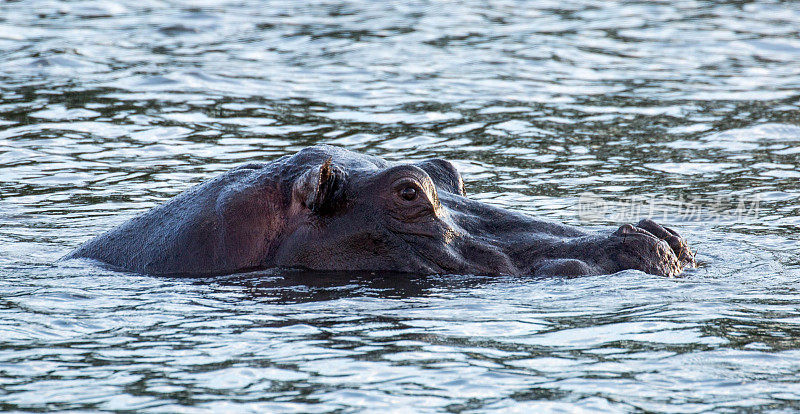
<box><xmin>2</xmin><ymin>0</ymin><xmax>800</xmax><ymax>412</ymax></box>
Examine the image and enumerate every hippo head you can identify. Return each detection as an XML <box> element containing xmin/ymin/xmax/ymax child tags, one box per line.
<box><xmin>66</xmin><ymin>145</ymin><xmax>695</xmax><ymax>277</ymax></box>
<box><xmin>272</xmin><ymin>150</ymin><xmax>512</xmax><ymax>275</ymax></box>
<box><xmin>255</xmin><ymin>146</ymin><xmax>693</xmax><ymax>277</ymax></box>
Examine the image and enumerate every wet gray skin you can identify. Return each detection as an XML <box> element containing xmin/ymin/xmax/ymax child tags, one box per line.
<box><xmin>65</xmin><ymin>145</ymin><xmax>696</xmax><ymax>277</ymax></box>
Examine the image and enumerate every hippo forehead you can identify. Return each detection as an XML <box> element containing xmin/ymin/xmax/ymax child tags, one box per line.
<box><xmin>266</xmin><ymin>144</ymin><xmax>464</xmax><ymax>197</ymax></box>
<box><xmin>301</xmin><ymin>145</ymin><xmax>388</xmax><ymax>168</ymax></box>
<box><xmin>280</xmin><ymin>145</ymin><xmax>389</xmax><ymax>177</ymax></box>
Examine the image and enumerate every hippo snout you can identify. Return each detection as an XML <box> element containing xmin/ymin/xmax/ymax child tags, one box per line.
<box><xmin>596</xmin><ymin>219</ymin><xmax>696</xmax><ymax>277</ymax></box>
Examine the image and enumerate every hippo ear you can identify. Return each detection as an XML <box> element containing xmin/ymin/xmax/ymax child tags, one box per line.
<box><xmin>293</xmin><ymin>158</ymin><xmax>347</xmax><ymax>215</ymax></box>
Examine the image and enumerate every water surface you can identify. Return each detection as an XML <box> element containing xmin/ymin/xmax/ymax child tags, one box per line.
<box><xmin>2</xmin><ymin>0</ymin><xmax>800</xmax><ymax>412</ymax></box>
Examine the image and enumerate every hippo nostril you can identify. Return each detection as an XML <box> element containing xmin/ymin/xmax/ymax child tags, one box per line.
<box><xmin>614</xmin><ymin>223</ymin><xmax>638</xmax><ymax>235</ymax></box>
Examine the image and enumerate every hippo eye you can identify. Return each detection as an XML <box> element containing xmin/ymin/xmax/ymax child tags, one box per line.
<box><xmin>399</xmin><ymin>186</ymin><xmax>418</xmax><ymax>201</ymax></box>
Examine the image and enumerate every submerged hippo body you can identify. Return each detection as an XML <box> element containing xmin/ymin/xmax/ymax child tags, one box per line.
<box><xmin>66</xmin><ymin>145</ymin><xmax>695</xmax><ymax>277</ymax></box>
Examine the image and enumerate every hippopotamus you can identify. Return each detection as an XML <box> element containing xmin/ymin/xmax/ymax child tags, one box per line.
<box><xmin>65</xmin><ymin>145</ymin><xmax>695</xmax><ymax>277</ymax></box>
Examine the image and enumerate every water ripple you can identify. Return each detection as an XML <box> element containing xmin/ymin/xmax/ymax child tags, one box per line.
<box><xmin>2</xmin><ymin>0</ymin><xmax>800</xmax><ymax>412</ymax></box>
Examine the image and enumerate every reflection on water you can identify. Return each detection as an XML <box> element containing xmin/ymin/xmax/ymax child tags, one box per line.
<box><xmin>2</xmin><ymin>0</ymin><xmax>800</xmax><ymax>412</ymax></box>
